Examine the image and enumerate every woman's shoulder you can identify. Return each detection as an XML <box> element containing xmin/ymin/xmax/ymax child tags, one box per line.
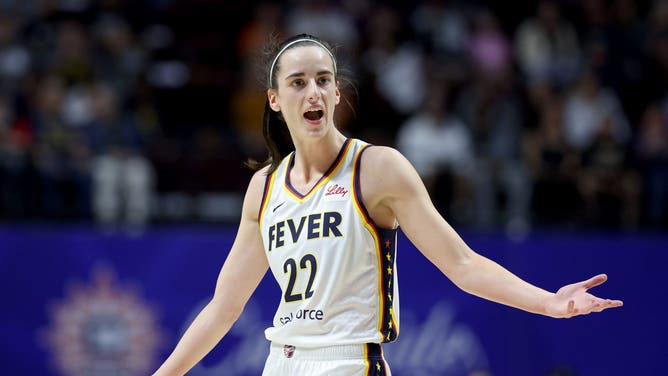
<box><xmin>248</xmin><ymin>165</ymin><xmax>272</xmax><ymax>189</ymax></box>
<box><xmin>355</xmin><ymin>140</ymin><xmax>426</xmax><ymax>220</ymax></box>
<box><xmin>240</xmin><ymin>165</ymin><xmax>273</xmax><ymax>222</ymax></box>
<box><xmin>355</xmin><ymin>142</ymin><xmax>418</xmax><ymax>191</ymax></box>
<box><xmin>356</xmin><ymin>142</ymin><xmax>408</xmax><ymax>168</ymax></box>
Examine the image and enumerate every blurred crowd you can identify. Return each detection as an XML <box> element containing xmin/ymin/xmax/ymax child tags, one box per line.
<box><xmin>0</xmin><ymin>0</ymin><xmax>667</xmax><ymax>232</ymax></box>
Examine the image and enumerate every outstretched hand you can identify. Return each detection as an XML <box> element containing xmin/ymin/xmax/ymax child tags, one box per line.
<box><xmin>544</xmin><ymin>274</ymin><xmax>623</xmax><ymax>318</ymax></box>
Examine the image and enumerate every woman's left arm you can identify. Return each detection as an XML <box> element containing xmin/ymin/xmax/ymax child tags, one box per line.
<box><xmin>361</xmin><ymin>146</ymin><xmax>623</xmax><ymax>318</ymax></box>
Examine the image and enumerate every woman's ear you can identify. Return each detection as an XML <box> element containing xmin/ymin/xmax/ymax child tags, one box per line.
<box><xmin>268</xmin><ymin>89</ymin><xmax>281</xmax><ymax>112</ymax></box>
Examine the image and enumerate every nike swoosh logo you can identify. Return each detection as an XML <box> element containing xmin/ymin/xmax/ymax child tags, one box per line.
<box><xmin>272</xmin><ymin>202</ymin><xmax>286</xmax><ymax>212</ymax></box>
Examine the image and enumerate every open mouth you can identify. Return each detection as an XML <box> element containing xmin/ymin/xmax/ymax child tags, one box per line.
<box><xmin>303</xmin><ymin>109</ymin><xmax>324</xmax><ymax>121</ymax></box>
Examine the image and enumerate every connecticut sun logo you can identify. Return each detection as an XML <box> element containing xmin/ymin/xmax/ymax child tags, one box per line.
<box><xmin>43</xmin><ymin>267</ymin><xmax>166</xmax><ymax>376</ymax></box>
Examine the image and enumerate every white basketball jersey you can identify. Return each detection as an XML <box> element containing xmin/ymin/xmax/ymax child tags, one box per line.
<box><xmin>259</xmin><ymin>138</ymin><xmax>399</xmax><ymax>347</ymax></box>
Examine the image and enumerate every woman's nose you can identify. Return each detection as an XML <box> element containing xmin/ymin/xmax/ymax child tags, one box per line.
<box><xmin>306</xmin><ymin>79</ymin><xmax>320</xmax><ymax>102</ymax></box>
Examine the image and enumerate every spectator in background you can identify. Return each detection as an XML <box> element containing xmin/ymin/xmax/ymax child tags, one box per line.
<box><xmin>468</xmin><ymin>8</ymin><xmax>512</xmax><ymax>81</ymax></box>
<box><xmin>397</xmin><ymin>77</ymin><xmax>475</xmax><ymax>224</ymax></box>
<box><xmin>514</xmin><ymin>0</ymin><xmax>581</xmax><ymax>88</ymax></box>
<box><xmin>563</xmin><ymin>67</ymin><xmax>630</xmax><ymax>152</ymax></box>
<box><xmin>593</xmin><ymin>0</ymin><xmax>649</xmax><ymax>122</ymax></box>
<box><xmin>363</xmin><ymin>6</ymin><xmax>424</xmax><ymax>117</ymax></box>
<box><xmin>52</xmin><ymin>20</ymin><xmax>94</xmax><ymax>87</ymax></box>
<box><xmin>646</xmin><ymin>0</ymin><xmax>668</xmax><ymax>100</ymax></box>
<box><xmin>84</xmin><ymin>81</ymin><xmax>154</xmax><ymax>232</ymax></box>
<box><xmin>410</xmin><ymin>0</ymin><xmax>471</xmax><ymax>82</ymax></box>
<box><xmin>0</xmin><ymin>94</ymin><xmax>33</xmax><ymax>217</ymax></box>
<box><xmin>649</xmin><ymin>0</ymin><xmax>668</xmax><ymax>36</ymax></box>
<box><xmin>579</xmin><ymin>117</ymin><xmax>640</xmax><ymax>228</ymax></box>
<box><xmin>233</xmin><ymin>3</ymin><xmax>285</xmax><ymax>161</ymax></box>
<box><xmin>0</xmin><ymin>12</ymin><xmax>35</xmax><ymax>218</ymax></box>
<box><xmin>635</xmin><ymin>102</ymin><xmax>668</xmax><ymax>226</ymax></box>
<box><xmin>230</xmin><ymin>63</ymin><xmax>269</xmax><ymax>160</ymax></box>
<box><xmin>523</xmin><ymin>92</ymin><xmax>582</xmax><ymax>226</ymax></box>
<box><xmin>285</xmin><ymin>0</ymin><xmax>358</xmax><ymax>48</ymax></box>
<box><xmin>28</xmin><ymin>75</ymin><xmax>91</xmax><ymax>218</ymax></box>
<box><xmin>92</xmin><ymin>14</ymin><xmax>148</xmax><ymax>99</ymax></box>
<box><xmin>456</xmin><ymin>11</ymin><xmax>530</xmax><ymax>232</ymax></box>
<box><xmin>236</xmin><ymin>2</ymin><xmax>285</xmax><ymax>62</ymax></box>
<box><xmin>358</xmin><ymin>4</ymin><xmax>425</xmax><ymax>144</ymax></box>
<box><xmin>0</xmin><ymin>13</ymin><xmax>31</xmax><ymax>94</ymax></box>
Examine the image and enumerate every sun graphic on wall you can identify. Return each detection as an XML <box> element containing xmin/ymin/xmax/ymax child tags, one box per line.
<box><xmin>42</xmin><ymin>267</ymin><xmax>167</xmax><ymax>376</ymax></box>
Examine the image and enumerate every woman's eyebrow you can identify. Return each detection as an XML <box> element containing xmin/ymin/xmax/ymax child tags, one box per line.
<box><xmin>284</xmin><ymin>70</ymin><xmax>334</xmax><ymax>80</ymax></box>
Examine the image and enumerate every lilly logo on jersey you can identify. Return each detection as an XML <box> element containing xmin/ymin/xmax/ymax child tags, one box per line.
<box><xmin>324</xmin><ymin>183</ymin><xmax>348</xmax><ymax>201</ymax></box>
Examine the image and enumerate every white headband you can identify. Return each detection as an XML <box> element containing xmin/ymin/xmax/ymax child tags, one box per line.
<box><xmin>268</xmin><ymin>38</ymin><xmax>336</xmax><ymax>87</ymax></box>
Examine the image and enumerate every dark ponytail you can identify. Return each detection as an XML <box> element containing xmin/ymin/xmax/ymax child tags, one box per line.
<box><xmin>246</xmin><ymin>98</ymin><xmax>294</xmax><ymax>172</ymax></box>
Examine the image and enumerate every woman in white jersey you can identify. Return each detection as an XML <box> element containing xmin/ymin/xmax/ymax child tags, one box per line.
<box><xmin>152</xmin><ymin>34</ymin><xmax>622</xmax><ymax>376</ymax></box>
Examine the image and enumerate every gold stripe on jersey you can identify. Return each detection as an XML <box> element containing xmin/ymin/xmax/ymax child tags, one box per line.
<box><xmin>258</xmin><ymin>171</ymin><xmax>277</xmax><ymax>229</ymax></box>
<box><xmin>351</xmin><ymin>145</ymin><xmax>399</xmax><ymax>343</ymax></box>
<box><xmin>363</xmin><ymin>344</ymin><xmax>370</xmax><ymax>375</ymax></box>
<box><xmin>283</xmin><ymin>139</ymin><xmax>353</xmax><ymax>203</ymax></box>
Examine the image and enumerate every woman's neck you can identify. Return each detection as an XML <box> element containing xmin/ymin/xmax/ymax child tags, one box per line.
<box><xmin>291</xmin><ymin>130</ymin><xmax>347</xmax><ymax>182</ymax></box>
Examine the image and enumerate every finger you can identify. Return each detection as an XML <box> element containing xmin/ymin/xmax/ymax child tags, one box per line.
<box><xmin>590</xmin><ymin>300</ymin><xmax>605</xmax><ymax>313</ymax></box>
<box><xmin>603</xmin><ymin>299</ymin><xmax>624</xmax><ymax>308</ymax></box>
<box><xmin>592</xmin><ymin>299</ymin><xmax>622</xmax><ymax>312</ymax></box>
<box><xmin>583</xmin><ymin>274</ymin><xmax>608</xmax><ymax>289</ymax></box>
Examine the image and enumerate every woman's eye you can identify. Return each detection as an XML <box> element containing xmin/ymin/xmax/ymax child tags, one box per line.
<box><xmin>291</xmin><ymin>79</ymin><xmax>304</xmax><ymax>87</ymax></box>
<box><xmin>318</xmin><ymin>77</ymin><xmax>330</xmax><ymax>85</ymax></box>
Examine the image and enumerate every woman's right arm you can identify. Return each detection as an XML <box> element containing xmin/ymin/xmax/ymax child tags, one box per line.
<box><xmin>152</xmin><ymin>169</ymin><xmax>270</xmax><ymax>376</ymax></box>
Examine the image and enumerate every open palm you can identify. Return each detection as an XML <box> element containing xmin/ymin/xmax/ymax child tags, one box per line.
<box><xmin>545</xmin><ymin>274</ymin><xmax>623</xmax><ymax>318</ymax></box>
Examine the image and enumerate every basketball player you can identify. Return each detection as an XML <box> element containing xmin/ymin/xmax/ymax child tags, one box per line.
<box><xmin>152</xmin><ymin>34</ymin><xmax>623</xmax><ymax>376</ymax></box>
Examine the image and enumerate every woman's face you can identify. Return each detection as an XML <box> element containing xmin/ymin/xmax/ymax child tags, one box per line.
<box><xmin>268</xmin><ymin>45</ymin><xmax>340</xmax><ymax>141</ymax></box>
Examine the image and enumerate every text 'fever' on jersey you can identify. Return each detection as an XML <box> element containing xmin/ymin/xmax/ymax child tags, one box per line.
<box><xmin>267</xmin><ymin>211</ymin><xmax>343</xmax><ymax>251</ymax></box>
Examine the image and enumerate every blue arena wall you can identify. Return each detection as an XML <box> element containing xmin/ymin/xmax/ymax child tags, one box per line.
<box><xmin>0</xmin><ymin>225</ymin><xmax>665</xmax><ymax>376</ymax></box>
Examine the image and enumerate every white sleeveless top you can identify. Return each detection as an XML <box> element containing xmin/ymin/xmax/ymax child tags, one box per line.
<box><xmin>259</xmin><ymin>138</ymin><xmax>399</xmax><ymax>346</ymax></box>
